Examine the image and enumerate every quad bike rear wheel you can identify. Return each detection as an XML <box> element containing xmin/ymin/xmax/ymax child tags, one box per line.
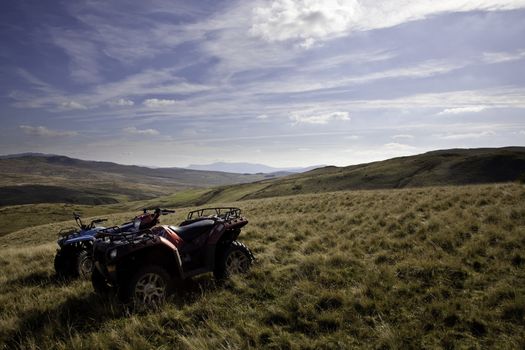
<box><xmin>122</xmin><ymin>265</ymin><xmax>172</xmax><ymax>308</ymax></box>
<box><xmin>214</xmin><ymin>241</ymin><xmax>254</xmax><ymax>280</ymax></box>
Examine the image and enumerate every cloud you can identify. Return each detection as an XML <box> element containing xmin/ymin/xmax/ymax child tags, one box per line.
<box><xmin>392</xmin><ymin>134</ymin><xmax>414</xmax><ymax>140</ymax></box>
<box><xmin>19</xmin><ymin>125</ymin><xmax>78</xmax><ymax>137</ymax></box>
<box><xmin>438</xmin><ymin>105</ymin><xmax>487</xmax><ymax>115</ymax></box>
<box><xmin>250</xmin><ymin>0</ymin><xmax>525</xmax><ymax>47</ymax></box>
<box><xmin>241</xmin><ymin>59</ymin><xmax>467</xmax><ymax>95</ymax></box>
<box><xmin>59</xmin><ymin>101</ymin><xmax>88</xmax><ymax>110</ymax></box>
<box><xmin>383</xmin><ymin>143</ymin><xmax>417</xmax><ymax>151</ymax></box>
<box><xmin>483</xmin><ymin>49</ymin><xmax>525</xmax><ymax>64</ymax></box>
<box><xmin>107</xmin><ymin>98</ymin><xmax>134</xmax><ymax>107</ymax></box>
<box><xmin>143</xmin><ymin>98</ymin><xmax>179</xmax><ymax>108</ymax></box>
<box><xmin>256</xmin><ymin>114</ymin><xmax>268</xmax><ymax>119</ymax></box>
<box><xmin>123</xmin><ymin>127</ymin><xmax>160</xmax><ymax>136</ymax></box>
<box><xmin>50</xmin><ymin>29</ymin><xmax>102</xmax><ymax>83</ymax></box>
<box><xmin>290</xmin><ymin>110</ymin><xmax>350</xmax><ymax>125</ymax></box>
<box><xmin>437</xmin><ymin>131</ymin><xmax>496</xmax><ymax>140</ymax></box>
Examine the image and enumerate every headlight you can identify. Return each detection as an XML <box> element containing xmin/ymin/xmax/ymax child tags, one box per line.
<box><xmin>109</xmin><ymin>249</ymin><xmax>118</xmax><ymax>259</ymax></box>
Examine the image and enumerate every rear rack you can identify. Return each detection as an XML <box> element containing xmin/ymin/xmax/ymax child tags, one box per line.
<box><xmin>186</xmin><ymin>207</ymin><xmax>242</xmax><ymax>221</ymax></box>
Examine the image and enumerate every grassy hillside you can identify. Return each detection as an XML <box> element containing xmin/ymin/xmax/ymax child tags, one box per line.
<box><xmin>183</xmin><ymin>147</ymin><xmax>525</xmax><ymax>204</ymax></box>
<box><xmin>2</xmin><ymin>147</ymin><xmax>523</xmax><ymax>237</ymax></box>
<box><xmin>0</xmin><ymin>183</ymin><xmax>524</xmax><ymax>349</ymax></box>
<box><xmin>0</xmin><ymin>155</ymin><xmax>276</xmax><ymax>206</ymax></box>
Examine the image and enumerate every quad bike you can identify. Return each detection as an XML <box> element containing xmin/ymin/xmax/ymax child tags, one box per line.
<box><xmin>54</xmin><ymin>208</ymin><xmax>173</xmax><ymax>279</ymax></box>
<box><xmin>92</xmin><ymin>207</ymin><xmax>254</xmax><ymax>307</ymax></box>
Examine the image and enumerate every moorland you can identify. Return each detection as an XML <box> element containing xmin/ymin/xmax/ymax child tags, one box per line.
<box><xmin>0</xmin><ymin>147</ymin><xmax>524</xmax><ymax>349</ymax></box>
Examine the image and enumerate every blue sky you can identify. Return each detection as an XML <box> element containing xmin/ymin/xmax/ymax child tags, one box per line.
<box><xmin>1</xmin><ymin>0</ymin><xmax>524</xmax><ymax>167</ymax></box>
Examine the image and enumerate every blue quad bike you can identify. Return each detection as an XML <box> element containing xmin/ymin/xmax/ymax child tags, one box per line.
<box><xmin>54</xmin><ymin>209</ymin><xmax>174</xmax><ymax>278</ymax></box>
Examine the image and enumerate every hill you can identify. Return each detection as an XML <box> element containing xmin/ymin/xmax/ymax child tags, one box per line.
<box><xmin>1</xmin><ymin>147</ymin><xmax>523</xmax><ymax>236</ymax></box>
<box><xmin>0</xmin><ymin>183</ymin><xmax>523</xmax><ymax>348</ymax></box>
<box><xmin>186</xmin><ymin>162</ymin><xmax>323</xmax><ymax>174</ymax></box>
<box><xmin>182</xmin><ymin>147</ymin><xmax>525</xmax><ymax>204</ymax></box>
<box><xmin>0</xmin><ymin>154</ymin><xmax>278</xmax><ymax>206</ymax></box>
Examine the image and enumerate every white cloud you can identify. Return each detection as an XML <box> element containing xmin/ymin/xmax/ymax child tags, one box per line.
<box><xmin>143</xmin><ymin>98</ymin><xmax>178</xmax><ymax>108</ymax></box>
<box><xmin>438</xmin><ymin>105</ymin><xmax>487</xmax><ymax>115</ymax></box>
<box><xmin>19</xmin><ymin>125</ymin><xmax>78</xmax><ymax>137</ymax></box>
<box><xmin>340</xmin><ymin>88</ymin><xmax>525</xmax><ymax>111</ymax></box>
<box><xmin>437</xmin><ymin>131</ymin><xmax>496</xmax><ymax>140</ymax></box>
<box><xmin>383</xmin><ymin>143</ymin><xmax>417</xmax><ymax>151</ymax></box>
<box><xmin>483</xmin><ymin>49</ymin><xmax>525</xmax><ymax>64</ymax></box>
<box><xmin>392</xmin><ymin>134</ymin><xmax>414</xmax><ymax>140</ymax></box>
<box><xmin>256</xmin><ymin>114</ymin><xmax>269</xmax><ymax>119</ymax></box>
<box><xmin>123</xmin><ymin>127</ymin><xmax>160</xmax><ymax>136</ymax></box>
<box><xmin>250</xmin><ymin>0</ymin><xmax>525</xmax><ymax>47</ymax></box>
<box><xmin>50</xmin><ymin>29</ymin><xmax>102</xmax><ymax>83</ymax></box>
<box><xmin>242</xmin><ymin>59</ymin><xmax>467</xmax><ymax>95</ymax></box>
<box><xmin>59</xmin><ymin>100</ymin><xmax>87</xmax><ymax>110</ymax></box>
<box><xmin>107</xmin><ymin>98</ymin><xmax>134</xmax><ymax>107</ymax></box>
<box><xmin>290</xmin><ymin>110</ymin><xmax>350</xmax><ymax>124</ymax></box>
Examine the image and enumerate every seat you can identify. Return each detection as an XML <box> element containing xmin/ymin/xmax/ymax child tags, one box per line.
<box><xmin>170</xmin><ymin>219</ymin><xmax>215</xmax><ymax>242</ymax></box>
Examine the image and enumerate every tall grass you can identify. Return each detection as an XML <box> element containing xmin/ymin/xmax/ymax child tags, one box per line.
<box><xmin>1</xmin><ymin>183</ymin><xmax>524</xmax><ymax>349</ymax></box>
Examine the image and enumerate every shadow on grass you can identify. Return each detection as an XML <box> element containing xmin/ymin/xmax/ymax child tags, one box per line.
<box><xmin>2</xmin><ymin>292</ymin><xmax>127</xmax><ymax>349</ymax></box>
<box><xmin>6</xmin><ymin>271</ymin><xmax>68</xmax><ymax>288</ymax></box>
<box><xmin>3</xmin><ymin>275</ymin><xmax>222</xmax><ymax>348</ymax></box>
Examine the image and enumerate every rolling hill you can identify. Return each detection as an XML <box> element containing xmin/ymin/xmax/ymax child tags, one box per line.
<box><xmin>181</xmin><ymin>147</ymin><xmax>525</xmax><ymax>205</ymax></box>
<box><xmin>0</xmin><ymin>154</ymin><xmax>280</xmax><ymax>206</ymax></box>
<box><xmin>1</xmin><ymin>147</ymin><xmax>523</xmax><ymax>236</ymax></box>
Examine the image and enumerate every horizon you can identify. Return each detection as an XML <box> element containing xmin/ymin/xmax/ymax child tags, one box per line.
<box><xmin>1</xmin><ymin>145</ymin><xmax>522</xmax><ymax>170</ymax></box>
<box><xmin>1</xmin><ymin>1</ymin><xmax>525</xmax><ymax>168</ymax></box>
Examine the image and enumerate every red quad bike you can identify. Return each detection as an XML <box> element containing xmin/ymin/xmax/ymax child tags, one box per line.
<box><xmin>92</xmin><ymin>207</ymin><xmax>254</xmax><ymax>307</ymax></box>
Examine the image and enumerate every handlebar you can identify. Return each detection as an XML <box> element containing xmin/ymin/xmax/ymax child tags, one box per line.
<box><xmin>143</xmin><ymin>208</ymin><xmax>175</xmax><ymax>215</ymax></box>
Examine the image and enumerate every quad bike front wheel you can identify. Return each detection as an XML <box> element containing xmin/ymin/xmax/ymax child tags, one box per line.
<box><xmin>214</xmin><ymin>241</ymin><xmax>254</xmax><ymax>280</ymax></box>
<box><xmin>77</xmin><ymin>250</ymin><xmax>93</xmax><ymax>279</ymax></box>
<box><xmin>123</xmin><ymin>265</ymin><xmax>172</xmax><ymax>308</ymax></box>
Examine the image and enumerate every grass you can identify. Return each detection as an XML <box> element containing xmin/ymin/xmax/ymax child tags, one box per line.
<box><xmin>0</xmin><ymin>183</ymin><xmax>524</xmax><ymax>349</ymax></box>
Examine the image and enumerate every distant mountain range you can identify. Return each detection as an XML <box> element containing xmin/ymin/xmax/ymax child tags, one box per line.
<box><xmin>186</xmin><ymin>162</ymin><xmax>323</xmax><ymax>174</ymax></box>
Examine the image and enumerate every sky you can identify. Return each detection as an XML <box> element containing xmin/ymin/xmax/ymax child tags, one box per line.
<box><xmin>1</xmin><ymin>0</ymin><xmax>524</xmax><ymax>168</ymax></box>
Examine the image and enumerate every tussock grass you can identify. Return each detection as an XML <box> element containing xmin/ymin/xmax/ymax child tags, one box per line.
<box><xmin>1</xmin><ymin>183</ymin><xmax>524</xmax><ymax>349</ymax></box>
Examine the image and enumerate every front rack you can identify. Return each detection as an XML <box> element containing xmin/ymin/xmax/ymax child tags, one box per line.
<box><xmin>95</xmin><ymin>228</ymin><xmax>156</xmax><ymax>244</ymax></box>
<box><xmin>186</xmin><ymin>207</ymin><xmax>242</xmax><ymax>221</ymax></box>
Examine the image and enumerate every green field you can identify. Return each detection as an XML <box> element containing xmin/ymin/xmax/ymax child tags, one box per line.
<box><xmin>1</xmin><ymin>183</ymin><xmax>524</xmax><ymax>349</ymax></box>
<box><xmin>2</xmin><ymin>148</ymin><xmax>524</xmax><ymax>238</ymax></box>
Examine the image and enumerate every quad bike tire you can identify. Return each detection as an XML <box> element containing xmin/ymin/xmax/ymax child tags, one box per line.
<box><xmin>54</xmin><ymin>250</ymin><xmax>76</xmax><ymax>278</ymax></box>
<box><xmin>92</xmin><ymin>267</ymin><xmax>112</xmax><ymax>295</ymax></box>
<box><xmin>55</xmin><ymin>248</ymin><xmax>93</xmax><ymax>279</ymax></box>
<box><xmin>77</xmin><ymin>249</ymin><xmax>94</xmax><ymax>279</ymax></box>
<box><xmin>214</xmin><ymin>241</ymin><xmax>254</xmax><ymax>280</ymax></box>
<box><xmin>120</xmin><ymin>265</ymin><xmax>172</xmax><ymax>308</ymax></box>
